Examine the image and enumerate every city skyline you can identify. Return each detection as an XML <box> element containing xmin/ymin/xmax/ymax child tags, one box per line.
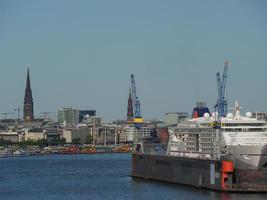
<box><xmin>0</xmin><ymin>0</ymin><xmax>267</xmax><ymax>121</ymax></box>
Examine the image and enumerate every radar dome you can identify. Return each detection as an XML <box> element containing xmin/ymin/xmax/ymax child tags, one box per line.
<box><xmin>204</xmin><ymin>113</ymin><xmax>210</xmax><ymax>118</ymax></box>
<box><xmin>227</xmin><ymin>113</ymin><xmax>233</xmax><ymax>118</ymax></box>
<box><xmin>246</xmin><ymin>112</ymin><xmax>252</xmax><ymax>118</ymax></box>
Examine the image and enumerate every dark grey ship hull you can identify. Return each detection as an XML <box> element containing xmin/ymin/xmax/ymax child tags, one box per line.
<box><xmin>131</xmin><ymin>153</ymin><xmax>267</xmax><ymax>192</ymax></box>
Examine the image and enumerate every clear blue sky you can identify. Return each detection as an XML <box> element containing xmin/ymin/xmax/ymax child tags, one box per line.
<box><xmin>0</xmin><ymin>0</ymin><xmax>266</xmax><ymax>121</ymax></box>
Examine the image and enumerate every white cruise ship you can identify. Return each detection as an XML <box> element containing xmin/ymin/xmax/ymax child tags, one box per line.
<box><xmin>168</xmin><ymin>101</ymin><xmax>267</xmax><ymax>170</ymax></box>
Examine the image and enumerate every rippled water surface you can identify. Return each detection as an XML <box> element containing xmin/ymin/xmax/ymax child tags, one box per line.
<box><xmin>0</xmin><ymin>153</ymin><xmax>267</xmax><ymax>200</ymax></box>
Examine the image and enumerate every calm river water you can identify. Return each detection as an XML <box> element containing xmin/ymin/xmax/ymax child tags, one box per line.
<box><xmin>0</xmin><ymin>153</ymin><xmax>266</xmax><ymax>200</ymax></box>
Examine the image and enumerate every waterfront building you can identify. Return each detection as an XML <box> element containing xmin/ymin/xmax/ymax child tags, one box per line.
<box><xmin>95</xmin><ymin>125</ymin><xmax>119</xmax><ymax>145</ymax></box>
<box><xmin>87</xmin><ymin>117</ymin><xmax>101</xmax><ymax>127</ymax></box>
<box><xmin>58</xmin><ymin>108</ymin><xmax>79</xmax><ymax>126</ymax></box>
<box><xmin>165</xmin><ymin>112</ymin><xmax>189</xmax><ymax>126</ymax></box>
<box><xmin>62</xmin><ymin>129</ymin><xmax>80</xmax><ymax>143</ymax></box>
<box><xmin>140</xmin><ymin>127</ymin><xmax>151</xmax><ymax>137</ymax></box>
<box><xmin>44</xmin><ymin>128</ymin><xmax>62</xmax><ymax>143</ymax></box>
<box><xmin>21</xmin><ymin>120</ymin><xmax>44</xmax><ymax>128</ymax></box>
<box><xmin>0</xmin><ymin>119</ymin><xmax>17</xmax><ymax>129</ymax></box>
<box><xmin>116</xmin><ymin>127</ymin><xmax>125</xmax><ymax>143</ymax></box>
<box><xmin>122</xmin><ymin>126</ymin><xmax>151</xmax><ymax>143</ymax></box>
<box><xmin>24</xmin><ymin>131</ymin><xmax>45</xmax><ymax>141</ymax></box>
<box><xmin>23</xmin><ymin>68</ymin><xmax>34</xmax><ymax>122</ymax></box>
<box><xmin>122</xmin><ymin>126</ymin><xmax>135</xmax><ymax>142</ymax></box>
<box><xmin>0</xmin><ymin>132</ymin><xmax>19</xmax><ymax>143</ymax></box>
<box><xmin>62</xmin><ymin>126</ymin><xmax>91</xmax><ymax>143</ymax></box>
<box><xmin>79</xmin><ymin>110</ymin><xmax>96</xmax><ymax>123</ymax></box>
<box><xmin>112</xmin><ymin>119</ymin><xmax>127</xmax><ymax>126</ymax></box>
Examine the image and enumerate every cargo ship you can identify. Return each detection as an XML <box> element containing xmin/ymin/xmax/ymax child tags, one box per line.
<box><xmin>131</xmin><ymin>62</ymin><xmax>267</xmax><ymax>192</ymax></box>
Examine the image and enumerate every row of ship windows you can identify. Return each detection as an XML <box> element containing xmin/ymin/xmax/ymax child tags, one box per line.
<box><xmin>175</xmin><ymin>132</ymin><xmax>214</xmax><ymax>137</ymax></box>
<box><xmin>185</xmin><ymin>147</ymin><xmax>213</xmax><ymax>151</ymax></box>
<box><xmin>174</xmin><ymin>128</ymin><xmax>214</xmax><ymax>133</ymax></box>
<box><xmin>188</xmin><ymin>134</ymin><xmax>198</xmax><ymax>137</ymax></box>
<box><xmin>223</xmin><ymin>123</ymin><xmax>264</xmax><ymax>127</ymax></box>
<box><xmin>186</xmin><ymin>142</ymin><xmax>196</xmax><ymax>146</ymax></box>
<box><xmin>186</xmin><ymin>142</ymin><xmax>213</xmax><ymax>146</ymax></box>
<box><xmin>223</xmin><ymin>128</ymin><xmax>266</xmax><ymax>132</ymax></box>
<box><xmin>186</xmin><ymin>133</ymin><xmax>214</xmax><ymax>138</ymax></box>
<box><xmin>186</xmin><ymin>147</ymin><xmax>195</xmax><ymax>151</ymax></box>
<box><xmin>200</xmin><ymin>138</ymin><xmax>213</xmax><ymax>142</ymax></box>
<box><xmin>201</xmin><ymin>148</ymin><xmax>213</xmax><ymax>152</ymax></box>
<box><xmin>200</xmin><ymin>143</ymin><xmax>213</xmax><ymax>147</ymax></box>
<box><xmin>176</xmin><ymin>127</ymin><xmax>266</xmax><ymax>134</ymax></box>
<box><xmin>201</xmin><ymin>133</ymin><xmax>214</xmax><ymax>137</ymax></box>
<box><xmin>185</xmin><ymin>148</ymin><xmax>213</xmax><ymax>153</ymax></box>
<box><xmin>174</xmin><ymin>124</ymin><xmax>264</xmax><ymax>133</ymax></box>
<box><xmin>174</xmin><ymin>134</ymin><xmax>214</xmax><ymax>139</ymax></box>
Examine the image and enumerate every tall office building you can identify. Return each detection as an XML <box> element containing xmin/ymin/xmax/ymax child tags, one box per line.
<box><xmin>58</xmin><ymin>108</ymin><xmax>79</xmax><ymax>126</ymax></box>
<box><xmin>23</xmin><ymin>68</ymin><xmax>34</xmax><ymax>121</ymax></box>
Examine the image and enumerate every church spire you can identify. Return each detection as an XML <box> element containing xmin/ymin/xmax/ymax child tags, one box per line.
<box><xmin>26</xmin><ymin>67</ymin><xmax>31</xmax><ymax>92</ymax></box>
<box><xmin>23</xmin><ymin>67</ymin><xmax>34</xmax><ymax>121</ymax></box>
<box><xmin>127</xmin><ymin>88</ymin><xmax>134</xmax><ymax>122</ymax></box>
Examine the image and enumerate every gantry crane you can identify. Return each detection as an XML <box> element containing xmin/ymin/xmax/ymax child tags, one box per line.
<box><xmin>214</xmin><ymin>60</ymin><xmax>228</xmax><ymax>128</ymax></box>
<box><xmin>130</xmin><ymin>74</ymin><xmax>144</xmax><ymax>129</ymax></box>
<box><xmin>2</xmin><ymin>112</ymin><xmax>14</xmax><ymax>119</ymax></box>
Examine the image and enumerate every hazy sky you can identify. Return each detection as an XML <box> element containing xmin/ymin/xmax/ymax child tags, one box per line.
<box><xmin>0</xmin><ymin>0</ymin><xmax>266</xmax><ymax>122</ymax></box>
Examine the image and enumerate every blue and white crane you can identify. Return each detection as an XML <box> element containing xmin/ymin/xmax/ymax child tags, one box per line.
<box><xmin>217</xmin><ymin>60</ymin><xmax>228</xmax><ymax>117</ymax></box>
<box><xmin>214</xmin><ymin>60</ymin><xmax>228</xmax><ymax>128</ymax></box>
<box><xmin>130</xmin><ymin>74</ymin><xmax>144</xmax><ymax>129</ymax></box>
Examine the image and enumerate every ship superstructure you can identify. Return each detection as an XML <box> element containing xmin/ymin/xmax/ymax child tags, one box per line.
<box><xmin>167</xmin><ymin>101</ymin><xmax>267</xmax><ymax>170</ymax></box>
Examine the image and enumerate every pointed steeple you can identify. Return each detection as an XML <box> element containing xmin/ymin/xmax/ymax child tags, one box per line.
<box><xmin>26</xmin><ymin>67</ymin><xmax>31</xmax><ymax>92</ymax></box>
<box><xmin>127</xmin><ymin>88</ymin><xmax>134</xmax><ymax>122</ymax></box>
<box><xmin>23</xmin><ymin>67</ymin><xmax>34</xmax><ymax>121</ymax></box>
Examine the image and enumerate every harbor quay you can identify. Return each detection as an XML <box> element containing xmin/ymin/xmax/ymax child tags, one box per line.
<box><xmin>0</xmin><ymin>144</ymin><xmax>132</xmax><ymax>157</ymax></box>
